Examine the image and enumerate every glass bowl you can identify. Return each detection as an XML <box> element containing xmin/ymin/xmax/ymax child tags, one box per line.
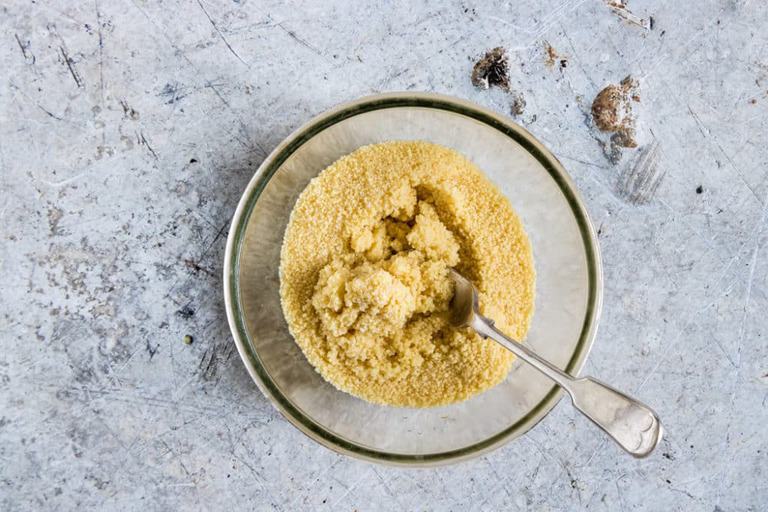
<box><xmin>223</xmin><ymin>92</ymin><xmax>602</xmax><ymax>466</ymax></box>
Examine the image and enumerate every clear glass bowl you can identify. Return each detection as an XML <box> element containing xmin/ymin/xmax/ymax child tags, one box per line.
<box><xmin>224</xmin><ymin>92</ymin><xmax>602</xmax><ymax>466</ymax></box>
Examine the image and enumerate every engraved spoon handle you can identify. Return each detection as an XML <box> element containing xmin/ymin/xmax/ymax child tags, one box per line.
<box><xmin>471</xmin><ymin>315</ymin><xmax>663</xmax><ymax>458</ymax></box>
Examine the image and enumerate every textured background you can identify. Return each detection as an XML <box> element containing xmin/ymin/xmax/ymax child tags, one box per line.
<box><xmin>1</xmin><ymin>0</ymin><xmax>767</xmax><ymax>510</ymax></box>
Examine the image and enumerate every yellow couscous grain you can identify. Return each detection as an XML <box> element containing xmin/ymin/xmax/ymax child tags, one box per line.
<box><xmin>279</xmin><ymin>141</ymin><xmax>534</xmax><ymax>407</ymax></box>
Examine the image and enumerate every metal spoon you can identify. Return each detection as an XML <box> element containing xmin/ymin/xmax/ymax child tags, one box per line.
<box><xmin>448</xmin><ymin>270</ymin><xmax>662</xmax><ymax>458</ymax></box>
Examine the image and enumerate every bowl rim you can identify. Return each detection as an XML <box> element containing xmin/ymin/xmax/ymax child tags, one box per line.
<box><xmin>223</xmin><ymin>91</ymin><xmax>603</xmax><ymax>467</ymax></box>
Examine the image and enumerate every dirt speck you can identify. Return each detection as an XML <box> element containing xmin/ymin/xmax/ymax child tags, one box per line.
<box><xmin>119</xmin><ymin>100</ymin><xmax>139</xmax><ymax>120</ymax></box>
<box><xmin>94</xmin><ymin>145</ymin><xmax>114</xmax><ymax>160</ymax></box>
<box><xmin>471</xmin><ymin>47</ymin><xmax>509</xmax><ymax>91</ymax></box>
<box><xmin>611</xmin><ymin>130</ymin><xmax>637</xmax><ymax>149</ymax></box>
<box><xmin>48</xmin><ymin>207</ymin><xmax>64</xmax><ymax>235</ymax></box>
<box><xmin>592</xmin><ymin>80</ymin><xmax>626</xmax><ymax>131</ymax></box>
<box><xmin>696</xmin><ymin>185</ymin><xmax>704</xmax><ymax>194</ymax></box>
<box><xmin>145</xmin><ymin>339</ymin><xmax>159</xmax><ymax>360</ymax></box>
<box><xmin>184</xmin><ymin>258</ymin><xmax>213</xmax><ymax>277</ymax></box>
<box><xmin>544</xmin><ymin>42</ymin><xmax>559</xmax><ymax>68</ymax></box>
<box><xmin>176</xmin><ymin>305</ymin><xmax>195</xmax><ymax>319</ymax></box>
<box><xmin>510</xmin><ymin>92</ymin><xmax>526</xmax><ymax>116</ymax></box>
<box><xmin>592</xmin><ymin>76</ymin><xmax>639</xmax><ymax>157</ymax></box>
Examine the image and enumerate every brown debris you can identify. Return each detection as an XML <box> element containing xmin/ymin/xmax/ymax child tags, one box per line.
<box><xmin>592</xmin><ymin>85</ymin><xmax>622</xmax><ymax>131</ymax></box>
<box><xmin>544</xmin><ymin>43</ymin><xmax>567</xmax><ymax>70</ymax></box>
<box><xmin>544</xmin><ymin>43</ymin><xmax>558</xmax><ymax>68</ymax></box>
<box><xmin>472</xmin><ymin>47</ymin><xmax>529</xmax><ymax>121</ymax></box>
<box><xmin>591</xmin><ymin>76</ymin><xmax>639</xmax><ymax>154</ymax></box>
<box><xmin>611</xmin><ymin>130</ymin><xmax>637</xmax><ymax>149</ymax></box>
<box><xmin>471</xmin><ymin>47</ymin><xmax>510</xmax><ymax>91</ymax></box>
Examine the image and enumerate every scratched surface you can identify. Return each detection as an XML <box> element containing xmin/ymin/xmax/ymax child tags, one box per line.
<box><xmin>1</xmin><ymin>0</ymin><xmax>767</xmax><ymax>510</ymax></box>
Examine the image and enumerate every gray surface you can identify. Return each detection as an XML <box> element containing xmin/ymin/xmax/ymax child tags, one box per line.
<box><xmin>1</xmin><ymin>0</ymin><xmax>766</xmax><ymax>510</ymax></box>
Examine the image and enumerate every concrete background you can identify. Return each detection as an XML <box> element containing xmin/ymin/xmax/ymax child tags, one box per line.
<box><xmin>1</xmin><ymin>0</ymin><xmax>767</xmax><ymax>510</ymax></box>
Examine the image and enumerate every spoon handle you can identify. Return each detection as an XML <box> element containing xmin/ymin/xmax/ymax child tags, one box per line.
<box><xmin>567</xmin><ymin>377</ymin><xmax>663</xmax><ymax>458</ymax></box>
<box><xmin>472</xmin><ymin>316</ymin><xmax>663</xmax><ymax>458</ymax></box>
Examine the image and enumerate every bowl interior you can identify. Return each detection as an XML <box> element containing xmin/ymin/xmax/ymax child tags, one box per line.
<box><xmin>230</xmin><ymin>96</ymin><xmax>599</xmax><ymax>463</ymax></box>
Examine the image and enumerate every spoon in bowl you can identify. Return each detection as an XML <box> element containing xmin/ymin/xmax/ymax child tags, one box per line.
<box><xmin>448</xmin><ymin>270</ymin><xmax>662</xmax><ymax>458</ymax></box>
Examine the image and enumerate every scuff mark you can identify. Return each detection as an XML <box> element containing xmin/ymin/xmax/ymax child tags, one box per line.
<box><xmin>59</xmin><ymin>46</ymin><xmax>83</xmax><ymax>88</ymax></box>
<box><xmin>194</xmin><ymin>221</ymin><xmax>229</xmax><ymax>271</ymax></box>
<box><xmin>119</xmin><ymin>99</ymin><xmax>140</xmax><ymax>120</ymax></box>
<box><xmin>95</xmin><ymin>0</ymin><xmax>106</xmax><ymax>105</ymax></box>
<box><xmin>199</xmin><ymin>346</ymin><xmax>218</xmax><ymax>381</ymax></box>
<box><xmin>277</xmin><ymin>23</ymin><xmax>323</xmax><ymax>57</ymax></box>
<box><xmin>196</xmin><ymin>0</ymin><xmax>248</xmax><ymax>65</ymax></box>
<box><xmin>183</xmin><ymin>258</ymin><xmax>214</xmax><ymax>277</ymax></box>
<box><xmin>617</xmin><ymin>140</ymin><xmax>664</xmax><ymax>204</ymax></box>
<box><xmin>15</xmin><ymin>33</ymin><xmax>35</xmax><ymax>64</ymax></box>
<box><xmin>38</xmin><ymin>105</ymin><xmax>63</xmax><ymax>121</ymax></box>
<box><xmin>137</xmin><ymin>131</ymin><xmax>158</xmax><ymax>159</ymax></box>
<box><xmin>604</xmin><ymin>0</ymin><xmax>651</xmax><ymax>30</ymax></box>
<box><xmin>203</xmin><ymin>80</ymin><xmax>230</xmax><ymax>108</ymax></box>
<box><xmin>158</xmin><ymin>82</ymin><xmax>189</xmax><ymax>105</ymax></box>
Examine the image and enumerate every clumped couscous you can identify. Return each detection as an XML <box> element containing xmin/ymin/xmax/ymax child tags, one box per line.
<box><xmin>279</xmin><ymin>141</ymin><xmax>534</xmax><ymax>407</ymax></box>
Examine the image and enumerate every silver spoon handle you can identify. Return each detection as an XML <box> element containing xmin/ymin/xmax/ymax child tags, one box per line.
<box><xmin>472</xmin><ymin>316</ymin><xmax>663</xmax><ymax>458</ymax></box>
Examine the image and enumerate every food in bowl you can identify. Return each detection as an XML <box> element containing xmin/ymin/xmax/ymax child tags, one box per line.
<box><xmin>279</xmin><ymin>141</ymin><xmax>534</xmax><ymax>407</ymax></box>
